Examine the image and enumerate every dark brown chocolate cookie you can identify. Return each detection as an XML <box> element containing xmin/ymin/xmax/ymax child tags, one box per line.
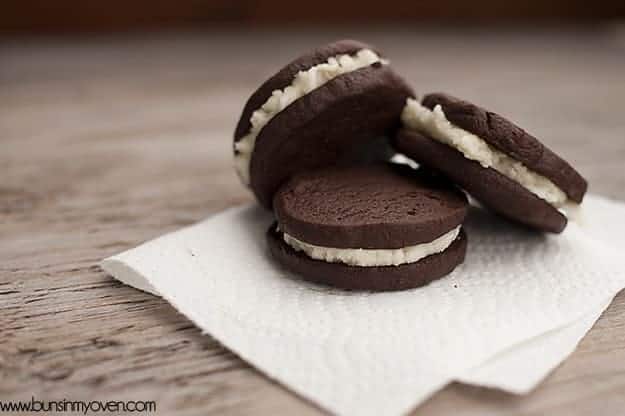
<box><xmin>267</xmin><ymin>224</ymin><xmax>467</xmax><ymax>292</ymax></box>
<box><xmin>273</xmin><ymin>164</ymin><xmax>468</xmax><ymax>249</ymax></box>
<box><xmin>234</xmin><ymin>40</ymin><xmax>414</xmax><ymax>208</ymax></box>
<box><xmin>234</xmin><ymin>40</ymin><xmax>375</xmax><ymax>141</ymax></box>
<box><xmin>395</xmin><ymin>129</ymin><xmax>568</xmax><ymax>233</ymax></box>
<box><xmin>268</xmin><ymin>164</ymin><xmax>468</xmax><ymax>291</ymax></box>
<box><xmin>421</xmin><ymin>93</ymin><xmax>588</xmax><ymax>203</ymax></box>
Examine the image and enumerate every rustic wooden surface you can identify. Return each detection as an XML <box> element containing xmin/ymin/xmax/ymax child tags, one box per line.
<box><xmin>2</xmin><ymin>27</ymin><xmax>625</xmax><ymax>415</ymax></box>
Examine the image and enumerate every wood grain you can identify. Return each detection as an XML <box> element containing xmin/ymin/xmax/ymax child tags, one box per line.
<box><xmin>2</xmin><ymin>28</ymin><xmax>625</xmax><ymax>414</ymax></box>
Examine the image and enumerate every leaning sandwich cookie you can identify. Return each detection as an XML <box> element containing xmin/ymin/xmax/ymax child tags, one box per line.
<box><xmin>233</xmin><ymin>39</ymin><xmax>414</xmax><ymax>208</ymax></box>
<box><xmin>267</xmin><ymin>164</ymin><xmax>468</xmax><ymax>291</ymax></box>
<box><xmin>395</xmin><ymin>93</ymin><xmax>588</xmax><ymax>233</ymax></box>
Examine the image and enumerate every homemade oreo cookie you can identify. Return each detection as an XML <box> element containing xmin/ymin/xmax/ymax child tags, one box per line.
<box><xmin>268</xmin><ymin>164</ymin><xmax>468</xmax><ymax>291</ymax></box>
<box><xmin>233</xmin><ymin>40</ymin><xmax>414</xmax><ymax>208</ymax></box>
<box><xmin>396</xmin><ymin>93</ymin><xmax>588</xmax><ymax>233</ymax></box>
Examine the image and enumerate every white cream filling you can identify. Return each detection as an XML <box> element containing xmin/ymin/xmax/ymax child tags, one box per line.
<box><xmin>234</xmin><ymin>49</ymin><xmax>387</xmax><ymax>185</ymax></box>
<box><xmin>401</xmin><ymin>98</ymin><xmax>575</xmax><ymax>210</ymax></box>
<box><xmin>282</xmin><ymin>226</ymin><xmax>460</xmax><ymax>267</ymax></box>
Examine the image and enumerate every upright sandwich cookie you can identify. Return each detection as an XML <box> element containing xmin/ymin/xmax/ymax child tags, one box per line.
<box><xmin>395</xmin><ymin>94</ymin><xmax>588</xmax><ymax>233</ymax></box>
<box><xmin>233</xmin><ymin>40</ymin><xmax>414</xmax><ymax>208</ymax></box>
<box><xmin>268</xmin><ymin>164</ymin><xmax>468</xmax><ymax>291</ymax></box>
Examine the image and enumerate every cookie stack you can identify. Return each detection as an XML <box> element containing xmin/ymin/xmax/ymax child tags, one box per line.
<box><xmin>233</xmin><ymin>40</ymin><xmax>588</xmax><ymax>291</ymax></box>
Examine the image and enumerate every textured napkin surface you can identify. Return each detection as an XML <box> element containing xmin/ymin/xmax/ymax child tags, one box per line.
<box><xmin>102</xmin><ymin>195</ymin><xmax>625</xmax><ymax>415</ymax></box>
<box><xmin>459</xmin><ymin>195</ymin><xmax>625</xmax><ymax>393</ymax></box>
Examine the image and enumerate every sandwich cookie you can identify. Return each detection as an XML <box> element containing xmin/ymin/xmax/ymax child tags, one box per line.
<box><xmin>233</xmin><ymin>39</ymin><xmax>414</xmax><ymax>208</ymax></box>
<box><xmin>267</xmin><ymin>164</ymin><xmax>468</xmax><ymax>291</ymax></box>
<box><xmin>395</xmin><ymin>93</ymin><xmax>588</xmax><ymax>233</ymax></box>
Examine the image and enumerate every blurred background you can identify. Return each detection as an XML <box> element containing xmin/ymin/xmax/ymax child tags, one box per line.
<box><xmin>3</xmin><ymin>0</ymin><xmax>625</xmax><ymax>33</ymax></box>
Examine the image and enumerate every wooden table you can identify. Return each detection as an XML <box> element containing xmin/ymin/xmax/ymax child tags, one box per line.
<box><xmin>2</xmin><ymin>28</ymin><xmax>625</xmax><ymax>415</ymax></box>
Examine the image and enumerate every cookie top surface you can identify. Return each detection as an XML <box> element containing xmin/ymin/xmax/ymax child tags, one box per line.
<box><xmin>421</xmin><ymin>93</ymin><xmax>587</xmax><ymax>203</ymax></box>
<box><xmin>273</xmin><ymin>164</ymin><xmax>468</xmax><ymax>249</ymax></box>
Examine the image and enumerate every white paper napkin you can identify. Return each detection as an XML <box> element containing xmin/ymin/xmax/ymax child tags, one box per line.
<box><xmin>460</xmin><ymin>194</ymin><xmax>625</xmax><ymax>393</ymax></box>
<box><xmin>101</xmin><ymin>194</ymin><xmax>625</xmax><ymax>415</ymax></box>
